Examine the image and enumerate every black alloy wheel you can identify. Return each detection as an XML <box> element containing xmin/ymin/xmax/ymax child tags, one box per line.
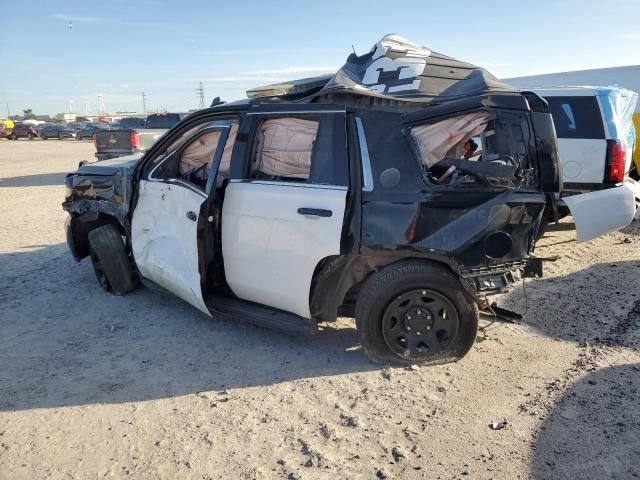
<box><xmin>381</xmin><ymin>288</ymin><xmax>459</xmax><ymax>360</ymax></box>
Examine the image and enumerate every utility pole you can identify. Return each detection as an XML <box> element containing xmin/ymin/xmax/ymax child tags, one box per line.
<box><xmin>141</xmin><ymin>92</ymin><xmax>148</xmax><ymax>114</ymax></box>
<box><xmin>98</xmin><ymin>94</ymin><xmax>106</xmax><ymax>116</ymax></box>
<box><xmin>195</xmin><ymin>82</ymin><xmax>205</xmax><ymax>109</ymax></box>
<box><xmin>5</xmin><ymin>102</ymin><xmax>10</xmax><ymax>118</ymax></box>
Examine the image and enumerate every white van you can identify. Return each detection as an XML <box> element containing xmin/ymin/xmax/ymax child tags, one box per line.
<box><xmin>530</xmin><ymin>86</ymin><xmax>637</xmax><ymax>194</ymax></box>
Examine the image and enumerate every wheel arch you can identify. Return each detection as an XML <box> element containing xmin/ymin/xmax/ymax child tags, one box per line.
<box><xmin>67</xmin><ymin>211</ymin><xmax>126</xmax><ymax>260</ymax></box>
<box><xmin>309</xmin><ymin>254</ymin><xmax>464</xmax><ymax>323</ymax></box>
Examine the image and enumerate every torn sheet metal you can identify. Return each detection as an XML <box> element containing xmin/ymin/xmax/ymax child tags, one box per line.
<box><xmin>247</xmin><ymin>34</ymin><xmax>517</xmax><ymax>105</ymax></box>
<box><xmin>316</xmin><ymin>34</ymin><xmax>516</xmax><ymax>103</ymax></box>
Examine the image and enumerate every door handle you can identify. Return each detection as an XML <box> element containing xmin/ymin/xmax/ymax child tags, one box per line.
<box><xmin>297</xmin><ymin>208</ymin><xmax>332</xmax><ymax>218</ymax></box>
<box><xmin>186</xmin><ymin>211</ymin><xmax>198</xmax><ymax>221</ymax></box>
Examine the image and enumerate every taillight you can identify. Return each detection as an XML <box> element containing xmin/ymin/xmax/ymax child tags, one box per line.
<box><xmin>92</xmin><ymin>133</ymin><xmax>97</xmax><ymax>149</ymax></box>
<box><xmin>130</xmin><ymin>131</ymin><xmax>140</xmax><ymax>149</ymax></box>
<box><xmin>605</xmin><ymin>140</ymin><xmax>625</xmax><ymax>183</ymax></box>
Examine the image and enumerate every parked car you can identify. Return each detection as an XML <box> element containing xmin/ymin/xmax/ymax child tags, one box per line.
<box><xmin>40</xmin><ymin>124</ymin><xmax>77</xmax><ymax>140</ymax></box>
<box><xmin>94</xmin><ymin>112</ymin><xmax>188</xmax><ymax>160</ymax></box>
<box><xmin>8</xmin><ymin>123</ymin><xmax>39</xmax><ymax>140</ymax></box>
<box><xmin>0</xmin><ymin>128</ymin><xmax>12</xmax><ymax>139</ymax></box>
<box><xmin>76</xmin><ymin>123</ymin><xmax>109</xmax><ymax>140</ymax></box>
<box><xmin>62</xmin><ymin>35</ymin><xmax>637</xmax><ymax>366</ymax></box>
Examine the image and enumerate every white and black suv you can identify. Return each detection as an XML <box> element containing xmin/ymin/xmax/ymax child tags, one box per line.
<box><xmin>531</xmin><ymin>86</ymin><xmax>638</xmax><ymax>194</ymax></box>
<box><xmin>62</xmin><ymin>35</ymin><xmax>634</xmax><ymax>365</ymax></box>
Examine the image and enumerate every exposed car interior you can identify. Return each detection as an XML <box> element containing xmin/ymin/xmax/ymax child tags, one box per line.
<box><xmin>148</xmin><ymin>120</ymin><xmax>239</xmax><ymax>189</ymax></box>
<box><xmin>409</xmin><ymin>110</ymin><xmax>533</xmax><ymax>187</ymax></box>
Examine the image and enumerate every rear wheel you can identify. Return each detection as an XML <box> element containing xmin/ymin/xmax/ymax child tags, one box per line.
<box><xmin>355</xmin><ymin>261</ymin><xmax>478</xmax><ymax>366</ymax></box>
<box><xmin>58</xmin><ymin>133</ymin><xmax>63</xmax><ymax>140</ymax></box>
<box><xmin>87</xmin><ymin>224</ymin><xmax>138</xmax><ymax>295</ymax></box>
<box><xmin>9</xmin><ymin>134</ymin><xmax>16</xmax><ymax>140</ymax></box>
<box><xmin>27</xmin><ymin>133</ymin><xmax>34</xmax><ymax>140</ymax></box>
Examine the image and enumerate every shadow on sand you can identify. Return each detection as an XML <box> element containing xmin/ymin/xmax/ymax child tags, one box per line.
<box><xmin>0</xmin><ymin>171</ymin><xmax>68</xmax><ymax>188</ymax></box>
<box><xmin>531</xmin><ymin>363</ymin><xmax>640</xmax><ymax>479</ymax></box>
<box><xmin>0</xmin><ymin>244</ymin><xmax>374</xmax><ymax>412</ymax></box>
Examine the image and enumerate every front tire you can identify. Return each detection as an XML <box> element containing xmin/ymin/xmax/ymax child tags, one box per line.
<box><xmin>58</xmin><ymin>133</ymin><xmax>63</xmax><ymax>140</ymax></box>
<box><xmin>27</xmin><ymin>133</ymin><xmax>34</xmax><ymax>140</ymax></box>
<box><xmin>9</xmin><ymin>134</ymin><xmax>16</xmax><ymax>140</ymax></box>
<box><xmin>87</xmin><ymin>224</ymin><xmax>138</xmax><ymax>295</ymax></box>
<box><xmin>355</xmin><ymin>261</ymin><xmax>478</xmax><ymax>366</ymax></box>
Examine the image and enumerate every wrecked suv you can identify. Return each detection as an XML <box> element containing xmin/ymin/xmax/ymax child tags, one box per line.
<box><xmin>64</xmin><ymin>35</ymin><xmax>576</xmax><ymax>365</ymax></box>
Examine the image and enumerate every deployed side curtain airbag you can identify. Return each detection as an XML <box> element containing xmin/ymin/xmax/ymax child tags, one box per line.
<box><xmin>410</xmin><ymin>112</ymin><xmax>489</xmax><ymax>167</ymax></box>
<box><xmin>259</xmin><ymin>118</ymin><xmax>319</xmax><ymax>179</ymax></box>
<box><xmin>178</xmin><ymin>130</ymin><xmax>221</xmax><ymax>175</ymax></box>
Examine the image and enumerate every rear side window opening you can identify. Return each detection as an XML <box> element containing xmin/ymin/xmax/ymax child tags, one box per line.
<box><xmin>544</xmin><ymin>96</ymin><xmax>605</xmax><ymax>139</ymax></box>
<box><xmin>407</xmin><ymin>110</ymin><xmax>535</xmax><ymax>188</ymax></box>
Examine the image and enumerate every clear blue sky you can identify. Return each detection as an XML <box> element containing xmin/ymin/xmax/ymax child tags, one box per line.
<box><xmin>1</xmin><ymin>0</ymin><xmax>639</xmax><ymax>116</ymax></box>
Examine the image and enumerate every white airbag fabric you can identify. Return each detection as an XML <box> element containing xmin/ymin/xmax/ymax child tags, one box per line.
<box><xmin>411</xmin><ymin>112</ymin><xmax>489</xmax><ymax>167</ymax></box>
<box><xmin>259</xmin><ymin>118</ymin><xmax>319</xmax><ymax>179</ymax></box>
<box><xmin>178</xmin><ymin>130</ymin><xmax>221</xmax><ymax>176</ymax></box>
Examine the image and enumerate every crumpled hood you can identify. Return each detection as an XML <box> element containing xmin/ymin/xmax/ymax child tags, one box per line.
<box><xmin>74</xmin><ymin>153</ymin><xmax>144</xmax><ymax>176</ymax></box>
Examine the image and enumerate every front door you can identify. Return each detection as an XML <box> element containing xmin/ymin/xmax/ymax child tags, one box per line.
<box><xmin>131</xmin><ymin>121</ymin><xmax>232</xmax><ymax>314</ymax></box>
<box><xmin>221</xmin><ymin>109</ymin><xmax>349</xmax><ymax>319</ymax></box>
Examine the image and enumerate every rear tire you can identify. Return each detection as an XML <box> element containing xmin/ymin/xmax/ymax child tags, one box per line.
<box><xmin>58</xmin><ymin>133</ymin><xmax>63</xmax><ymax>140</ymax></box>
<box><xmin>27</xmin><ymin>133</ymin><xmax>34</xmax><ymax>140</ymax></box>
<box><xmin>355</xmin><ymin>261</ymin><xmax>478</xmax><ymax>366</ymax></box>
<box><xmin>87</xmin><ymin>224</ymin><xmax>138</xmax><ymax>295</ymax></box>
<box><xmin>9</xmin><ymin>134</ymin><xmax>16</xmax><ymax>140</ymax></box>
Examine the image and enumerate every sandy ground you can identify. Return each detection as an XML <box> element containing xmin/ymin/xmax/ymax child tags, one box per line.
<box><xmin>0</xmin><ymin>138</ymin><xmax>639</xmax><ymax>480</ymax></box>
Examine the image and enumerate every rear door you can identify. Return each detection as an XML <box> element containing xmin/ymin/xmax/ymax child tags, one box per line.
<box><xmin>544</xmin><ymin>95</ymin><xmax>606</xmax><ymax>187</ymax></box>
<box><xmin>221</xmin><ymin>107</ymin><xmax>348</xmax><ymax>319</ymax></box>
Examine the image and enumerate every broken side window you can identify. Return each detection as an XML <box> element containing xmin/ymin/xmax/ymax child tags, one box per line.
<box><xmin>408</xmin><ymin>110</ymin><xmax>534</xmax><ymax>188</ymax></box>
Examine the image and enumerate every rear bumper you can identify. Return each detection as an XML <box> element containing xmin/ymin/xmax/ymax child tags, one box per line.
<box><xmin>564</xmin><ymin>179</ymin><xmax>639</xmax><ymax>242</ymax></box>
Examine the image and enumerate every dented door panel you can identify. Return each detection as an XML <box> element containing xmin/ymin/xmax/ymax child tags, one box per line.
<box><xmin>361</xmin><ymin>190</ymin><xmax>545</xmax><ymax>268</ymax></box>
<box><xmin>131</xmin><ymin>180</ymin><xmax>210</xmax><ymax>315</ymax></box>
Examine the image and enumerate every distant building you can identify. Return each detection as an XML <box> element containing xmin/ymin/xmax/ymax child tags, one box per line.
<box><xmin>504</xmin><ymin>65</ymin><xmax>640</xmax><ymax>111</ymax></box>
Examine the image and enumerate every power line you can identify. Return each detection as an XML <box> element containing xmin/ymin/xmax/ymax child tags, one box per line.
<box><xmin>195</xmin><ymin>82</ymin><xmax>205</xmax><ymax>109</ymax></box>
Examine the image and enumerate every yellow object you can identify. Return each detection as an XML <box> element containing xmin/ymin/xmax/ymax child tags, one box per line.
<box><xmin>1</xmin><ymin>119</ymin><xmax>14</xmax><ymax>129</ymax></box>
<box><xmin>634</xmin><ymin>113</ymin><xmax>640</xmax><ymax>174</ymax></box>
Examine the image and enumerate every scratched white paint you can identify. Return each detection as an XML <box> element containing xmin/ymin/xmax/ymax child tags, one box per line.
<box><xmin>222</xmin><ymin>181</ymin><xmax>347</xmax><ymax>319</ymax></box>
<box><xmin>131</xmin><ymin>180</ymin><xmax>211</xmax><ymax>315</ymax></box>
